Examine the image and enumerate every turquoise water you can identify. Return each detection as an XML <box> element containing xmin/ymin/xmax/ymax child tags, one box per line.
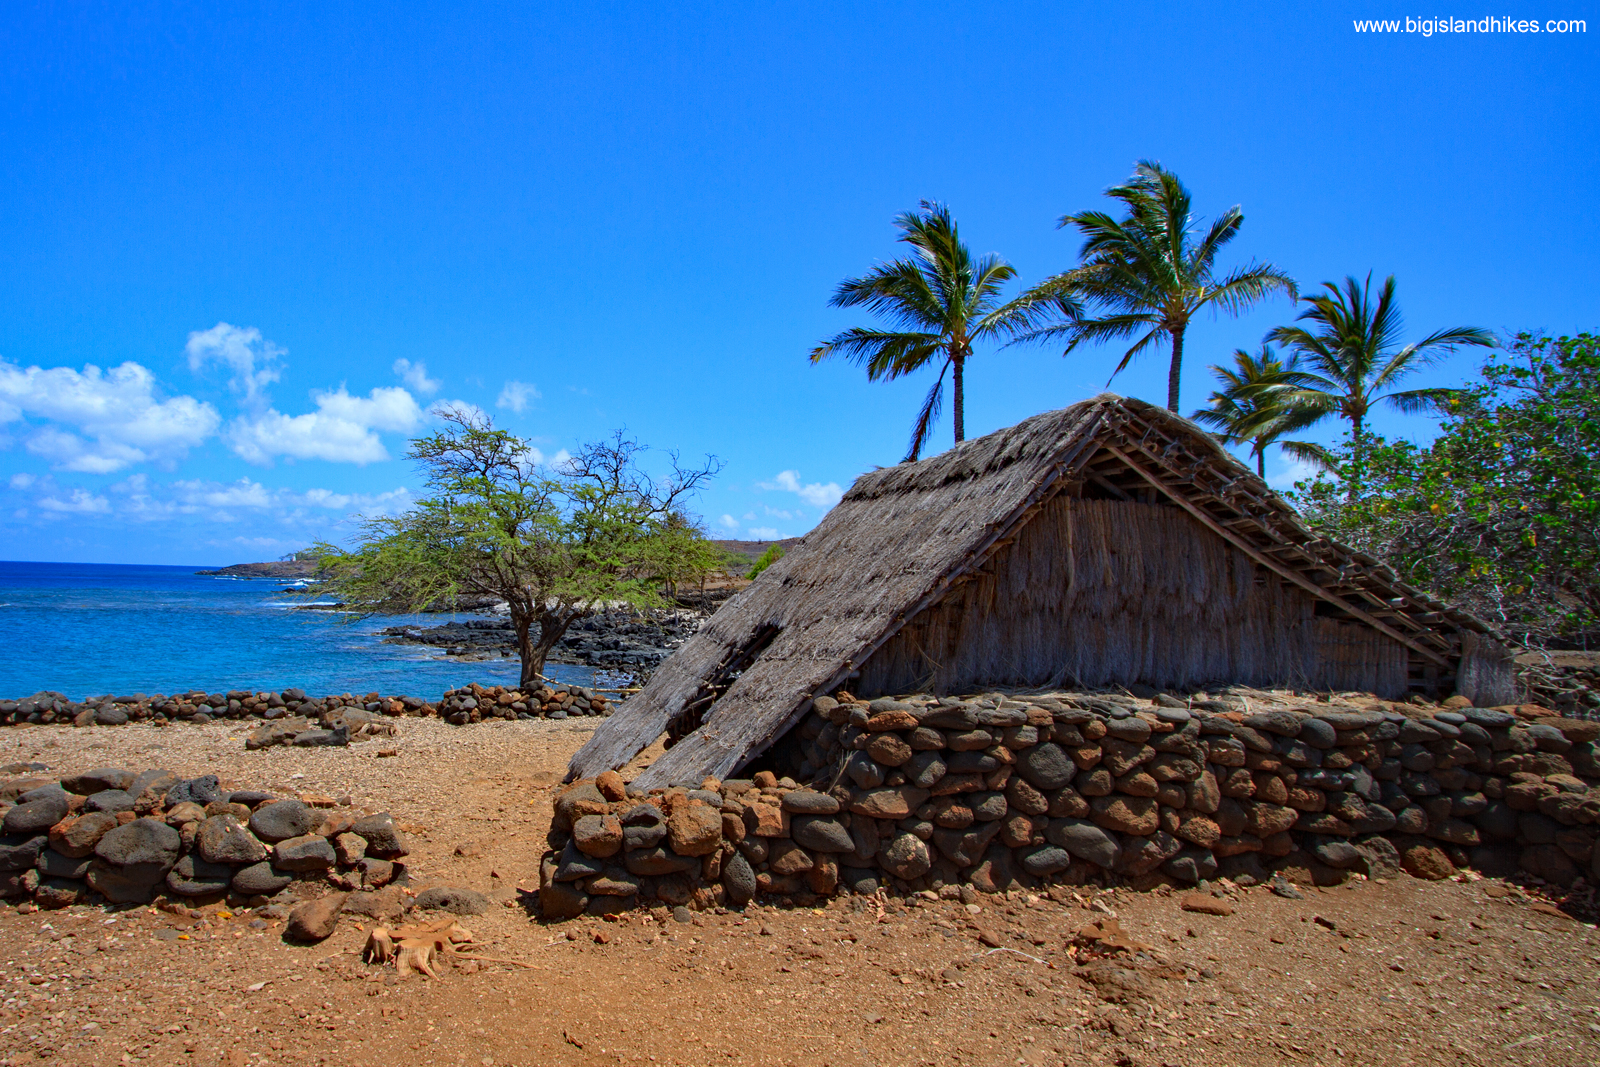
<box><xmin>0</xmin><ymin>561</ymin><xmax>608</xmax><ymax>701</ymax></box>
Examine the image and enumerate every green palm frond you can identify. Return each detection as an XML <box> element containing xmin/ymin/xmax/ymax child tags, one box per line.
<box><xmin>1192</xmin><ymin>345</ymin><xmax>1326</xmax><ymax>475</ymax></box>
<box><xmin>809</xmin><ymin>327</ymin><xmax>942</xmax><ymax>380</ymax></box>
<box><xmin>1266</xmin><ymin>273</ymin><xmax>1495</xmax><ymax>447</ymax></box>
<box><xmin>1018</xmin><ymin>160</ymin><xmax>1295</xmax><ymax>410</ymax></box>
<box><xmin>811</xmin><ymin>200</ymin><xmax>1028</xmax><ymax>460</ymax></box>
<box><xmin>1383</xmin><ymin>386</ymin><xmax>1467</xmax><ymax>414</ymax></box>
<box><xmin>904</xmin><ymin>361</ymin><xmax>950</xmax><ymax>463</ymax></box>
<box><xmin>1278</xmin><ymin>439</ymin><xmax>1338</xmax><ymax>471</ymax></box>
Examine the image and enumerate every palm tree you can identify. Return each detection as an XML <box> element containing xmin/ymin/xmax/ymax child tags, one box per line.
<box><xmin>1019</xmin><ymin>160</ymin><xmax>1297</xmax><ymax>412</ymax></box>
<box><xmin>1192</xmin><ymin>345</ymin><xmax>1324</xmax><ymax>478</ymax></box>
<box><xmin>1265</xmin><ymin>273</ymin><xmax>1496</xmax><ymax>450</ymax></box>
<box><xmin>810</xmin><ymin>201</ymin><xmax>1063</xmax><ymax>462</ymax></box>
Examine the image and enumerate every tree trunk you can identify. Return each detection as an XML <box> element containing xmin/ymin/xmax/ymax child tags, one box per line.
<box><xmin>1348</xmin><ymin>412</ymin><xmax>1365</xmax><ymax>502</ymax></box>
<box><xmin>1167</xmin><ymin>327</ymin><xmax>1185</xmax><ymax>412</ymax></box>
<box><xmin>952</xmin><ymin>353</ymin><xmax>965</xmax><ymax>444</ymax></box>
<box><xmin>511</xmin><ymin>609</ymin><xmax>541</xmax><ymax>689</ymax></box>
<box><xmin>1256</xmin><ymin>448</ymin><xmax>1265</xmax><ymax>478</ymax></box>
<box><xmin>521</xmin><ymin>608</ymin><xmax>579</xmax><ymax>689</ymax></box>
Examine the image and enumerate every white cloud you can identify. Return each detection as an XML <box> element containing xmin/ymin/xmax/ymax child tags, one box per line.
<box><xmin>747</xmin><ymin>526</ymin><xmax>778</xmax><ymax>539</ymax></box>
<box><xmin>763</xmin><ymin>505</ymin><xmax>796</xmax><ymax>520</ymax></box>
<box><xmin>38</xmin><ymin>488</ymin><xmax>111</xmax><ymax>514</ymax></box>
<box><xmin>98</xmin><ymin>474</ymin><xmax>413</xmax><ymax>524</ymax></box>
<box><xmin>1266</xmin><ymin>455</ymin><xmax>1322</xmax><ymax>493</ymax></box>
<box><xmin>292</xmin><ymin>486</ymin><xmax>411</xmax><ymax>515</ymax></box>
<box><xmin>798</xmin><ymin>482</ymin><xmax>844</xmax><ymax>508</ymax></box>
<box><xmin>185</xmin><ymin>323</ymin><xmax>283</xmax><ymax>406</ymax></box>
<box><xmin>230</xmin><ymin>386</ymin><xmax>424</xmax><ymax>466</ymax></box>
<box><xmin>8</xmin><ymin>473</ymin><xmax>35</xmax><ymax>489</ymax></box>
<box><xmin>757</xmin><ymin>468</ymin><xmax>844</xmax><ymax>510</ymax></box>
<box><xmin>393</xmin><ymin>359</ymin><xmax>440</xmax><ymax>396</ymax></box>
<box><xmin>25</xmin><ymin>428</ymin><xmax>145</xmax><ymax>474</ymax></box>
<box><xmin>0</xmin><ymin>358</ymin><xmax>221</xmax><ymax>472</ymax></box>
<box><xmin>717</xmin><ymin>514</ymin><xmax>739</xmax><ymax>531</ymax></box>
<box><xmin>496</xmin><ymin>380</ymin><xmax>540</xmax><ymax>414</ymax></box>
<box><xmin>170</xmin><ymin>478</ymin><xmax>274</xmax><ymax>510</ymax></box>
<box><xmin>761</xmin><ymin>470</ymin><xmax>802</xmax><ymax>493</ymax></box>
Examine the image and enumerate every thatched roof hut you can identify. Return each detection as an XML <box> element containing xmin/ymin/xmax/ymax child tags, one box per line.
<box><xmin>569</xmin><ymin>394</ymin><xmax>1512</xmax><ymax>787</ymax></box>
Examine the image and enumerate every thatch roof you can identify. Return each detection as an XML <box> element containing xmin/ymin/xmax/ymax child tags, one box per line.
<box><xmin>568</xmin><ymin>394</ymin><xmax>1507</xmax><ymax>786</ymax></box>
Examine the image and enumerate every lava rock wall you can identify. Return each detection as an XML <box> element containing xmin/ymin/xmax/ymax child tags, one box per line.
<box><xmin>540</xmin><ymin>691</ymin><xmax>1600</xmax><ymax>918</ymax></box>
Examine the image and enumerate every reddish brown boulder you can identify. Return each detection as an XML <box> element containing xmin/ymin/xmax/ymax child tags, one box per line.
<box><xmin>1399</xmin><ymin>840</ymin><xmax>1455</xmax><ymax>880</ymax></box>
<box><xmin>286</xmin><ymin>893</ymin><xmax>348</xmax><ymax>941</ymax></box>
<box><xmin>665</xmin><ymin>802</ymin><xmax>722</xmax><ymax>857</ymax></box>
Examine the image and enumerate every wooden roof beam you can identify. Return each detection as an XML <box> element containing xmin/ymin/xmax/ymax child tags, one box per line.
<box><xmin>1102</xmin><ymin>444</ymin><xmax>1451</xmax><ymax>669</ymax></box>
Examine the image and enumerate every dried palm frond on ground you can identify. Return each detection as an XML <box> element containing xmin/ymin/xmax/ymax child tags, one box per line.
<box><xmin>362</xmin><ymin>917</ymin><xmax>532</xmax><ymax>978</ymax></box>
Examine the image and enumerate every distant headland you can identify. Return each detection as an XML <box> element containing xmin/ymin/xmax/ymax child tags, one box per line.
<box><xmin>194</xmin><ymin>559</ymin><xmax>321</xmax><ymax>578</ymax></box>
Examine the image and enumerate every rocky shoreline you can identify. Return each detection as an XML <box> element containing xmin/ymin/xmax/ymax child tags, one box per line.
<box><xmin>194</xmin><ymin>560</ymin><xmax>321</xmax><ymax>579</ymax></box>
<box><xmin>378</xmin><ymin>605</ymin><xmax>708</xmax><ymax>678</ymax></box>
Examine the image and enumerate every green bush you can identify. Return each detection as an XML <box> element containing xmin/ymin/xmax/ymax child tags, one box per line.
<box><xmin>746</xmin><ymin>543</ymin><xmax>786</xmax><ymax>580</ymax></box>
<box><xmin>1290</xmin><ymin>331</ymin><xmax>1599</xmax><ymax>647</ymax></box>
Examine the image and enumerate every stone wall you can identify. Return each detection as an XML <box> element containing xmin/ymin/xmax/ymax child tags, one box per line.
<box><xmin>0</xmin><ymin>765</ymin><xmax>411</xmax><ymax>910</ymax></box>
<box><xmin>538</xmin><ymin>689</ymin><xmax>1600</xmax><ymax>918</ymax></box>
<box><xmin>1516</xmin><ymin>652</ymin><xmax>1600</xmax><ymax>718</ymax></box>
<box><xmin>0</xmin><ymin>682</ymin><xmax>612</xmax><ymax>730</ymax></box>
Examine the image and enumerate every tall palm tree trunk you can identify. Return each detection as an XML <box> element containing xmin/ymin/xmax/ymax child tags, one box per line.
<box><xmin>1167</xmin><ymin>326</ymin><xmax>1186</xmax><ymax>412</ymax></box>
<box><xmin>952</xmin><ymin>353</ymin><xmax>965</xmax><ymax>444</ymax></box>
<box><xmin>1347</xmin><ymin>411</ymin><xmax>1365</xmax><ymax>502</ymax></box>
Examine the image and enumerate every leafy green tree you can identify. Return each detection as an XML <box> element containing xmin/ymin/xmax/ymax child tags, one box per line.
<box><xmin>314</xmin><ymin>409</ymin><xmax>722</xmax><ymax>687</ymax></box>
<box><xmin>810</xmin><ymin>201</ymin><xmax>1062</xmax><ymax>461</ymax></box>
<box><xmin>1291</xmin><ymin>332</ymin><xmax>1600</xmax><ymax>647</ymax></box>
<box><xmin>1191</xmin><ymin>345</ymin><xmax>1323</xmax><ymax>477</ymax></box>
<box><xmin>745</xmin><ymin>542</ymin><xmax>785</xmax><ymax>580</ymax></box>
<box><xmin>1020</xmin><ymin>160</ymin><xmax>1296</xmax><ymax>412</ymax></box>
<box><xmin>1265</xmin><ymin>273</ymin><xmax>1495</xmax><ymax>471</ymax></box>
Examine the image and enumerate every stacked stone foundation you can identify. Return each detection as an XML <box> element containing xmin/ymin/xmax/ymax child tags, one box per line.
<box><xmin>0</xmin><ymin>767</ymin><xmax>411</xmax><ymax>909</ymax></box>
<box><xmin>0</xmin><ymin>682</ymin><xmax>612</xmax><ymax>730</ymax></box>
<box><xmin>539</xmin><ymin>689</ymin><xmax>1600</xmax><ymax>918</ymax></box>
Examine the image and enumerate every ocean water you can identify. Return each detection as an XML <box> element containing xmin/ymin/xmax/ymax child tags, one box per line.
<box><xmin>0</xmin><ymin>561</ymin><xmax>611</xmax><ymax>701</ymax></box>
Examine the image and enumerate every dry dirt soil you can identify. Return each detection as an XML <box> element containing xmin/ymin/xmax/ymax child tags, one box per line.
<box><xmin>0</xmin><ymin>718</ymin><xmax>1596</xmax><ymax>1067</ymax></box>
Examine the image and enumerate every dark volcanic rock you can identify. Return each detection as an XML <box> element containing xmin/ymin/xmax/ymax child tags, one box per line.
<box><xmin>85</xmin><ymin>789</ymin><xmax>135</xmax><ymax>814</ymax></box>
<box><xmin>164</xmin><ymin>775</ymin><xmax>223</xmax><ymax>808</ymax></box>
<box><xmin>351</xmin><ymin>812</ymin><xmax>409</xmax><ymax>857</ymax></box>
<box><xmin>249</xmin><ymin>800</ymin><xmax>319</xmax><ymax>843</ymax></box>
<box><xmin>232</xmin><ymin>861</ymin><xmax>295</xmax><ymax>896</ymax></box>
<box><xmin>94</xmin><ymin>818</ymin><xmax>180</xmax><ymax>868</ymax></box>
<box><xmin>2</xmin><ymin>794</ymin><xmax>69</xmax><ymax>835</ymax></box>
<box><xmin>791</xmin><ymin>815</ymin><xmax>855</xmax><ymax>854</ymax></box>
<box><xmin>167</xmin><ymin>854</ymin><xmax>236</xmax><ymax>896</ymax></box>
<box><xmin>273</xmin><ymin>834</ymin><xmax>336</xmax><ymax>871</ymax></box>
<box><xmin>414</xmin><ymin>886</ymin><xmax>489</xmax><ymax>915</ymax></box>
<box><xmin>62</xmin><ymin>768</ymin><xmax>135</xmax><ymax>795</ymax></box>
<box><xmin>197</xmin><ymin>815</ymin><xmax>269</xmax><ymax>865</ymax></box>
<box><xmin>0</xmin><ymin>834</ymin><xmax>48</xmax><ymax>872</ymax></box>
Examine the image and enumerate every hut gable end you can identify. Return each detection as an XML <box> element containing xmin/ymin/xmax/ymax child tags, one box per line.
<box><xmin>567</xmin><ymin>395</ymin><xmax>1511</xmax><ymax>787</ymax></box>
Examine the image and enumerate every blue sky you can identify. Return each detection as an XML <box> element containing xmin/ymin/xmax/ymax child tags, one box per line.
<box><xmin>1</xmin><ymin>2</ymin><xmax>1594</xmax><ymax>565</ymax></box>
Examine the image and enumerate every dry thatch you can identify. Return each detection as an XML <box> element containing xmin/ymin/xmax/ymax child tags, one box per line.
<box><xmin>568</xmin><ymin>394</ymin><xmax>1512</xmax><ymax>786</ymax></box>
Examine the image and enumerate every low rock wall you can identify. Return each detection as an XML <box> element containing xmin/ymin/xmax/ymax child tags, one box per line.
<box><xmin>538</xmin><ymin>690</ymin><xmax>1600</xmax><ymax>918</ymax></box>
<box><xmin>0</xmin><ymin>682</ymin><xmax>612</xmax><ymax>731</ymax></box>
<box><xmin>0</xmin><ymin>765</ymin><xmax>410</xmax><ymax>910</ymax></box>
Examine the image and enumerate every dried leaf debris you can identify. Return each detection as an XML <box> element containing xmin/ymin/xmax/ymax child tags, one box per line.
<box><xmin>362</xmin><ymin>917</ymin><xmax>532</xmax><ymax>978</ymax></box>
